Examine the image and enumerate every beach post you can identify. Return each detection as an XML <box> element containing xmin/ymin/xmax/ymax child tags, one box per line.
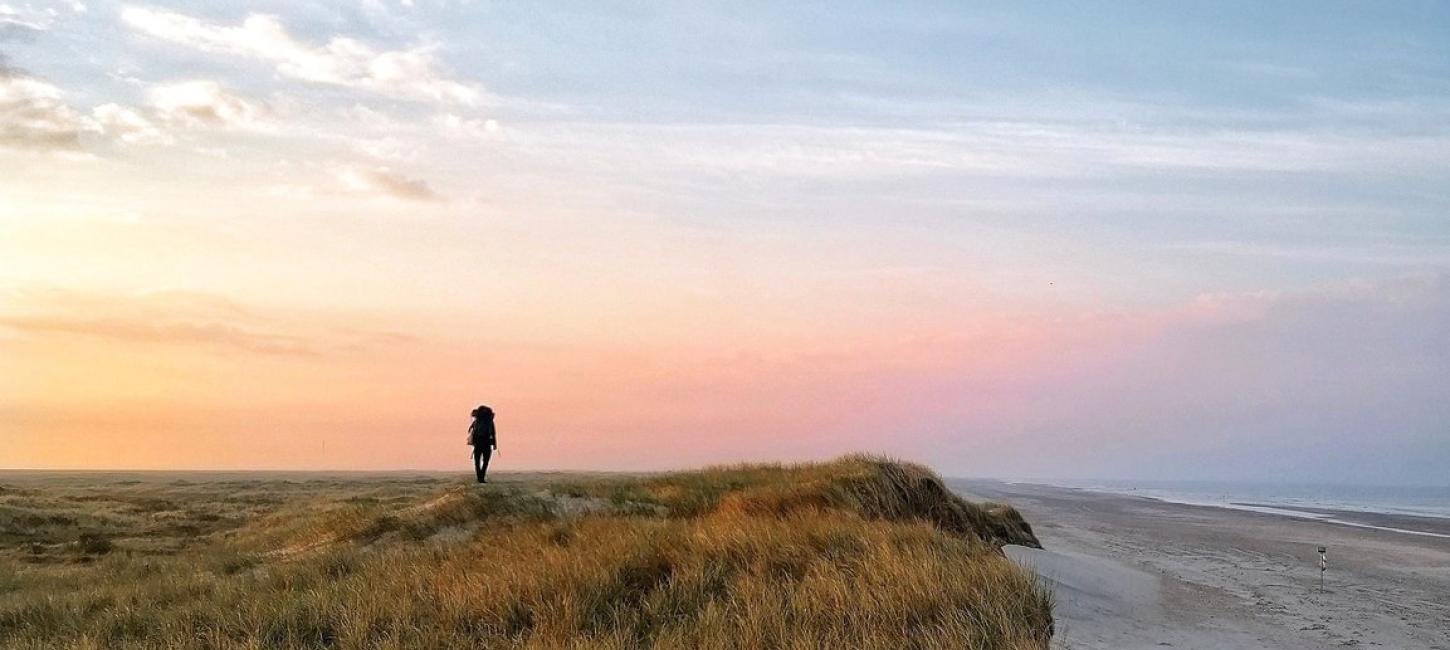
<box><xmin>1317</xmin><ymin>545</ymin><xmax>1327</xmax><ymax>591</ymax></box>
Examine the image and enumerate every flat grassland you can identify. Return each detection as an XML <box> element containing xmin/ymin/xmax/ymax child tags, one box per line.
<box><xmin>0</xmin><ymin>456</ymin><xmax>1052</xmax><ymax>649</ymax></box>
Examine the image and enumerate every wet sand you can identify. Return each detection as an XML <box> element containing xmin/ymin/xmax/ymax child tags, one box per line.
<box><xmin>953</xmin><ymin>480</ymin><xmax>1450</xmax><ymax>650</ymax></box>
<box><xmin>1229</xmin><ymin>503</ymin><xmax>1450</xmax><ymax>538</ymax></box>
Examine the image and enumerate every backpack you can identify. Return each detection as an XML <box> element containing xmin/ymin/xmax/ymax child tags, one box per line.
<box><xmin>469</xmin><ymin>417</ymin><xmax>496</xmax><ymax>446</ymax></box>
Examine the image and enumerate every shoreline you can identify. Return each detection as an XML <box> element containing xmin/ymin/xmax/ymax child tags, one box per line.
<box><xmin>954</xmin><ymin>479</ymin><xmax>1450</xmax><ymax>650</ymax></box>
<box><xmin>1009</xmin><ymin>481</ymin><xmax>1450</xmax><ymax>538</ymax></box>
<box><xmin>1227</xmin><ymin>502</ymin><xmax>1450</xmax><ymax>539</ymax></box>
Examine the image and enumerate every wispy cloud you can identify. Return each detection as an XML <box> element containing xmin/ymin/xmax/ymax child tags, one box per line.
<box><xmin>1163</xmin><ymin>241</ymin><xmax>1450</xmax><ymax>268</ymax></box>
<box><xmin>0</xmin><ymin>312</ymin><xmax>321</xmax><ymax>355</ymax></box>
<box><xmin>122</xmin><ymin>7</ymin><xmax>481</xmax><ymax>105</ymax></box>
<box><xmin>512</xmin><ymin>120</ymin><xmax>1450</xmax><ymax>182</ymax></box>
<box><xmin>335</xmin><ymin>165</ymin><xmax>443</xmax><ymax>202</ymax></box>
<box><xmin>0</xmin><ymin>287</ymin><xmax>412</xmax><ymax>356</ymax></box>
<box><xmin>0</xmin><ymin>3</ymin><xmax>55</xmax><ymax>38</ymax></box>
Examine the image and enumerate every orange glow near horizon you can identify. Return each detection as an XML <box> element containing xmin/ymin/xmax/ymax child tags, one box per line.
<box><xmin>3</xmin><ymin>199</ymin><xmax>1090</xmax><ymax>471</ymax></box>
<box><xmin>0</xmin><ymin>247</ymin><xmax>1188</xmax><ymax>473</ymax></box>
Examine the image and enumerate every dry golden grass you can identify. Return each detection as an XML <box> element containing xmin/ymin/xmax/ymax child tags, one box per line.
<box><xmin>0</xmin><ymin>456</ymin><xmax>1052</xmax><ymax>649</ymax></box>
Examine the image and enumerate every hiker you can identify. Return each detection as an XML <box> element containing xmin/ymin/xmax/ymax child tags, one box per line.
<box><xmin>467</xmin><ymin>405</ymin><xmax>497</xmax><ymax>483</ymax></box>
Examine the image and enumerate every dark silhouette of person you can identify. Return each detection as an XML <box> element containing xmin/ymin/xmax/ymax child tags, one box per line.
<box><xmin>467</xmin><ymin>405</ymin><xmax>497</xmax><ymax>483</ymax></box>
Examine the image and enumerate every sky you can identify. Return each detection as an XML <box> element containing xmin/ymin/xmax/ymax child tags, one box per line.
<box><xmin>2</xmin><ymin>1</ymin><xmax>1448</xmax><ymax>483</ymax></box>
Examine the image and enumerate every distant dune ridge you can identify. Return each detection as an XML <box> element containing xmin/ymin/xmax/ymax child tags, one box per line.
<box><xmin>0</xmin><ymin>456</ymin><xmax>1053</xmax><ymax>649</ymax></box>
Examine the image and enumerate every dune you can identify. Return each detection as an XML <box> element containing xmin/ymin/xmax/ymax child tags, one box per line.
<box><xmin>0</xmin><ymin>456</ymin><xmax>1053</xmax><ymax>649</ymax></box>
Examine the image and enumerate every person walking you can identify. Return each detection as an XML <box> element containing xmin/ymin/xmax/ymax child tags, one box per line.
<box><xmin>467</xmin><ymin>405</ymin><xmax>497</xmax><ymax>483</ymax></box>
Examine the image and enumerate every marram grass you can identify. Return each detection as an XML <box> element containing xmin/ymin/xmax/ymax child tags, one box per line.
<box><xmin>0</xmin><ymin>455</ymin><xmax>1053</xmax><ymax>649</ymax></box>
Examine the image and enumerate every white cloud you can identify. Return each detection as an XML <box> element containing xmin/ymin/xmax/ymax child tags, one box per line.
<box><xmin>147</xmin><ymin>80</ymin><xmax>267</xmax><ymax>129</ymax></box>
<box><xmin>0</xmin><ymin>67</ymin><xmax>95</xmax><ymax>152</ymax></box>
<box><xmin>335</xmin><ymin>165</ymin><xmax>443</xmax><ymax>202</ymax></box>
<box><xmin>122</xmin><ymin>7</ymin><xmax>480</xmax><ymax>105</ymax></box>
<box><xmin>434</xmin><ymin>113</ymin><xmax>499</xmax><ymax>138</ymax></box>
<box><xmin>91</xmin><ymin>102</ymin><xmax>170</xmax><ymax>145</ymax></box>
<box><xmin>2</xmin><ymin>62</ymin><xmax>273</xmax><ymax>153</ymax></box>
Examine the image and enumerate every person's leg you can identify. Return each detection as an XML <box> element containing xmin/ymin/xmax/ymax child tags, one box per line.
<box><xmin>473</xmin><ymin>449</ymin><xmax>485</xmax><ymax>483</ymax></box>
<box><xmin>478</xmin><ymin>447</ymin><xmax>492</xmax><ymax>482</ymax></box>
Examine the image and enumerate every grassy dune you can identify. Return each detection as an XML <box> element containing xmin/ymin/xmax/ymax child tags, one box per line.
<box><xmin>0</xmin><ymin>456</ymin><xmax>1053</xmax><ymax>649</ymax></box>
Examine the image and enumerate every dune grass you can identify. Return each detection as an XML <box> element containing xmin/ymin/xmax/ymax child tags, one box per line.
<box><xmin>0</xmin><ymin>456</ymin><xmax>1052</xmax><ymax>649</ymax></box>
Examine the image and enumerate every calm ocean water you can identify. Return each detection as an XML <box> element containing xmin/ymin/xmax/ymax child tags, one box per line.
<box><xmin>1036</xmin><ymin>479</ymin><xmax>1450</xmax><ymax>521</ymax></box>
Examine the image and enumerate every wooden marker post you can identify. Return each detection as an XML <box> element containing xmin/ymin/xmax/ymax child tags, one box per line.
<box><xmin>1317</xmin><ymin>545</ymin><xmax>1327</xmax><ymax>591</ymax></box>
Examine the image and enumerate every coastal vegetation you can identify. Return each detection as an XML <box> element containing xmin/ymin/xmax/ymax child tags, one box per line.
<box><xmin>0</xmin><ymin>456</ymin><xmax>1052</xmax><ymax>649</ymax></box>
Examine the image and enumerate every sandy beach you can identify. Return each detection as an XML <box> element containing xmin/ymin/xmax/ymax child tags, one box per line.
<box><xmin>953</xmin><ymin>480</ymin><xmax>1450</xmax><ymax>650</ymax></box>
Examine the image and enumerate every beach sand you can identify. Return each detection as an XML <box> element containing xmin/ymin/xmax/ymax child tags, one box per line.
<box><xmin>953</xmin><ymin>480</ymin><xmax>1450</xmax><ymax>649</ymax></box>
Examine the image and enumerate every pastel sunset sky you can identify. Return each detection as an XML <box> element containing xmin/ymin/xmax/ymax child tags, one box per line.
<box><xmin>3</xmin><ymin>1</ymin><xmax>1448</xmax><ymax>483</ymax></box>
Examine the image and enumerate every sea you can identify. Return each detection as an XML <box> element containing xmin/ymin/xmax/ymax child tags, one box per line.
<box><xmin>1028</xmin><ymin>479</ymin><xmax>1450</xmax><ymax>538</ymax></box>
